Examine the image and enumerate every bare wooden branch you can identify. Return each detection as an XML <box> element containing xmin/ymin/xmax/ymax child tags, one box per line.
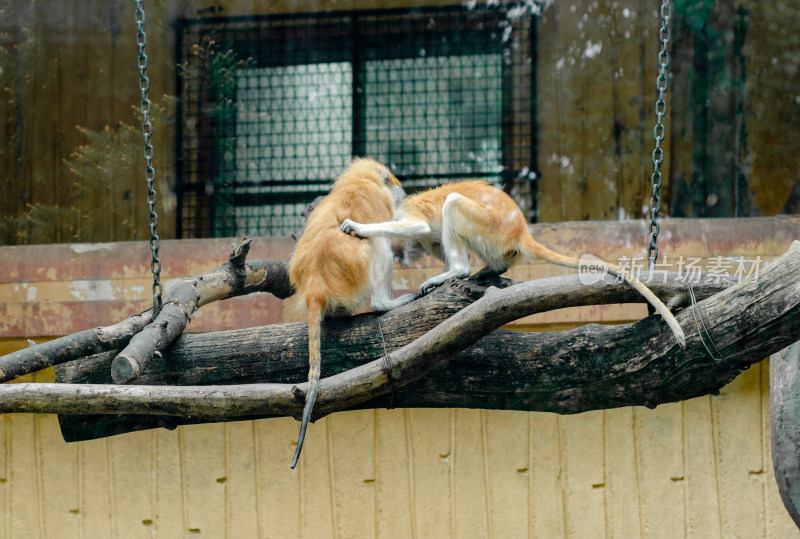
<box><xmin>17</xmin><ymin>271</ymin><xmax>724</xmax><ymax>426</ymax></box>
<box><xmin>21</xmin><ymin>239</ymin><xmax>800</xmax><ymax>440</ymax></box>
<box><xmin>0</xmin><ymin>311</ymin><xmax>153</xmax><ymax>383</ymax></box>
<box><xmin>0</xmin><ymin>237</ymin><xmax>293</xmax><ymax>384</ymax></box>
<box><xmin>112</xmin><ymin>237</ymin><xmax>249</xmax><ymax>382</ymax></box>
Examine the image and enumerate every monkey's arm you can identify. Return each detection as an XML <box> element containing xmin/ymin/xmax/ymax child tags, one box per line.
<box><xmin>340</xmin><ymin>218</ymin><xmax>431</xmax><ymax>240</ymax></box>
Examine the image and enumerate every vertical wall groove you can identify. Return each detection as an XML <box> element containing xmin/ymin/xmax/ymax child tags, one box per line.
<box><xmin>223</xmin><ymin>424</ymin><xmax>230</xmax><ymax>539</ymax></box>
<box><xmin>250</xmin><ymin>422</ymin><xmax>264</xmax><ymax>539</ymax></box>
<box><xmin>403</xmin><ymin>410</ymin><xmax>418</xmax><ymax>539</ymax></box>
<box><xmin>527</xmin><ymin>414</ymin><xmax>534</xmax><ymax>538</ymax></box>
<box><xmin>710</xmin><ymin>397</ymin><xmax>725</xmax><ymax>533</ymax></box>
<box><xmin>4</xmin><ymin>417</ymin><xmax>10</xmax><ymax>539</ymax></box>
<box><xmin>632</xmin><ymin>409</ymin><xmax>644</xmax><ymax>538</ymax></box>
<box><xmin>681</xmin><ymin>403</ymin><xmax>690</xmax><ymax>538</ymax></box>
<box><xmin>326</xmin><ymin>419</ymin><xmax>339</xmax><ymax>539</ymax></box>
<box><xmin>76</xmin><ymin>437</ymin><xmax>83</xmax><ymax>539</ymax></box>
<box><xmin>149</xmin><ymin>431</ymin><xmax>156</xmax><ymax>538</ymax></box>
<box><xmin>33</xmin><ymin>417</ymin><xmax>44</xmax><ymax>539</ymax></box>
<box><xmin>759</xmin><ymin>363</ymin><xmax>770</xmax><ymax>538</ymax></box>
<box><xmin>602</xmin><ymin>411</ymin><xmax>610</xmax><ymax>539</ymax></box>
<box><xmin>556</xmin><ymin>415</ymin><xmax>568</xmax><ymax>539</ymax></box>
<box><xmin>105</xmin><ymin>439</ymin><xmax>115</xmax><ymax>539</ymax></box>
<box><xmin>178</xmin><ymin>428</ymin><xmax>189</xmax><ymax>536</ymax></box>
<box><xmin>449</xmin><ymin>410</ymin><xmax>456</xmax><ymax>539</ymax></box>
<box><xmin>480</xmin><ymin>410</ymin><xmax>494</xmax><ymax>539</ymax></box>
<box><xmin>298</xmin><ymin>433</ymin><xmax>305</xmax><ymax>537</ymax></box>
<box><xmin>372</xmin><ymin>409</ymin><xmax>379</xmax><ymax>539</ymax></box>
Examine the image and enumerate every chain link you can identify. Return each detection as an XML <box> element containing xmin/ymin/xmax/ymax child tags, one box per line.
<box><xmin>649</xmin><ymin>0</ymin><xmax>671</xmax><ymax>270</ymax></box>
<box><xmin>135</xmin><ymin>0</ymin><xmax>163</xmax><ymax>314</ymax></box>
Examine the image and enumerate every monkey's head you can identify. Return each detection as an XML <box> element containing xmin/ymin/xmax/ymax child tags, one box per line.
<box><xmin>393</xmin><ymin>238</ymin><xmax>428</xmax><ymax>267</ymax></box>
<box><xmin>349</xmin><ymin>157</ymin><xmax>406</xmax><ymax>209</ymax></box>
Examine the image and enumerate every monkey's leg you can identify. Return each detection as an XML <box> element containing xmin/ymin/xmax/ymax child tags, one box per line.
<box><xmin>369</xmin><ymin>238</ymin><xmax>417</xmax><ymax>312</ymax></box>
<box><xmin>470</xmin><ymin>264</ymin><xmax>510</xmax><ymax>281</ymax></box>
<box><xmin>418</xmin><ymin>193</ymin><xmax>477</xmax><ymax>295</ymax></box>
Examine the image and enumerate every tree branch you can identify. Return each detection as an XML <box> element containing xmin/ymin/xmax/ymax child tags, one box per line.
<box><xmin>0</xmin><ymin>311</ymin><xmax>153</xmax><ymax>382</ymax></box>
<box><xmin>15</xmin><ymin>239</ymin><xmax>798</xmax><ymax>440</ymax></box>
<box><xmin>0</xmin><ymin>236</ymin><xmax>293</xmax><ymax>383</ymax></box>
<box><xmin>2</xmin><ymin>240</ymin><xmax>796</xmax><ymax>443</ymax></box>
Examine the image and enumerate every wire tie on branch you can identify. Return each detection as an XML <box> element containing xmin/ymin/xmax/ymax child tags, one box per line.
<box><xmin>377</xmin><ymin>316</ymin><xmax>397</xmax><ymax>409</ymax></box>
<box><xmin>688</xmin><ymin>283</ymin><xmax>727</xmax><ymax>365</ymax></box>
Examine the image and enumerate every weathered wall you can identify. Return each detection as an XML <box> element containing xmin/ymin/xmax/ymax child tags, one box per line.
<box><xmin>1</xmin><ymin>0</ymin><xmax>799</xmax><ymax>535</ymax></box>
<box><xmin>1</xmin><ymin>218</ymin><xmax>799</xmax><ymax>537</ymax></box>
<box><xmin>2</xmin><ymin>0</ymin><xmax>799</xmax><ymax>245</ymax></box>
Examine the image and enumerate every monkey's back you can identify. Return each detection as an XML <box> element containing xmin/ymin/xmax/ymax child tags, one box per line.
<box><xmin>289</xmin><ymin>175</ymin><xmax>395</xmax><ymax>314</ymax></box>
<box><xmin>402</xmin><ymin>180</ymin><xmax>529</xmax><ymax>251</ymax></box>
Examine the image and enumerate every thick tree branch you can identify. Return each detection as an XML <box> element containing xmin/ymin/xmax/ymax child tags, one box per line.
<box><xmin>0</xmin><ymin>237</ymin><xmax>293</xmax><ymax>383</ymax></box>
<box><xmin>18</xmin><ymin>270</ymin><xmax>719</xmax><ymax>430</ymax></box>
<box><xmin>12</xmin><ymin>238</ymin><xmax>795</xmax><ymax>439</ymax></box>
<box><xmin>1</xmin><ymin>242</ymin><xmax>796</xmax><ymax>442</ymax></box>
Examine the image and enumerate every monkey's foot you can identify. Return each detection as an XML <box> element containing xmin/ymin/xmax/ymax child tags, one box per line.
<box><xmin>419</xmin><ymin>276</ymin><xmax>455</xmax><ymax>296</ymax></box>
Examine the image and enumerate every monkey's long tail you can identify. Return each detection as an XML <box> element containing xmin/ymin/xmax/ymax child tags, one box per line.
<box><xmin>291</xmin><ymin>299</ymin><xmax>324</xmax><ymax>469</ymax></box>
<box><xmin>519</xmin><ymin>235</ymin><xmax>686</xmax><ymax>348</ymax></box>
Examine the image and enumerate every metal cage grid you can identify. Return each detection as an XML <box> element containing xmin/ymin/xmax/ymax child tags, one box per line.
<box><xmin>176</xmin><ymin>5</ymin><xmax>537</xmax><ymax>238</ymax></box>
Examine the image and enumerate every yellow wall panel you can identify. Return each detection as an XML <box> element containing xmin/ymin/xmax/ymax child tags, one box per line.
<box><xmin>77</xmin><ymin>438</ymin><xmax>114</xmax><ymax>538</ymax></box>
<box><xmin>713</xmin><ymin>365</ymin><xmax>767</xmax><ymax>537</ymax></box>
<box><xmin>108</xmin><ymin>432</ymin><xmax>153</xmax><ymax>539</ymax></box>
<box><xmin>635</xmin><ymin>403</ymin><xmax>686</xmax><ymax>538</ymax></box>
<box><xmin>561</xmin><ymin>410</ymin><xmax>605</xmax><ymax>539</ymax></box>
<box><xmin>452</xmin><ymin>409</ymin><xmax>489</xmax><ymax>538</ymax></box>
<box><xmin>375</xmin><ymin>409</ymin><xmax>414</xmax><ymax>538</ymax></box>
<box><xmin>484</xmin><ymin>410</ymin><xmax>529</xmax><ymax>539</ymax></box>
<box><xmin>253</xmin><ymin>417</ymin><xmax>300</xmax><ymax>536</ymax></box>
<box><xmin>7</xmin><ymin>415</ymin><xmax>43</xmax><ymax>539</ymax></box>
<box><xmin>299</xmin><ymin>418</ymin><xmax>335</xmax><ymax>538</ymax></box>
<box><xmin>153</xmin><ymin>429</ymin><xmax>185</xmax><ymax>537</ymax></box>
<box><xmin>683</xmin><ymin>398</ymin><xmax>722</xmax><ymax>537</ymax></box>
<box><xmin>38</xmin><ymin>415</ymin><xmax>79</xmax><ymax>539</ymax></box>
<box><xmin>181</xmin><ymin>423</ymin><xmax>228</xmax><ymax>537</ymax></box>
<box><xmin>224</xmin><ymin>422</ymin><xmax>261</xmax><ymax>539</ymax></box>
<box><xmin>605</xmin><ymin>408</ymin><xmax>643</xmax><ymax>538</ymax></box>
<box><xmin>329</xmin><ymin>409</ymin><xmax>375</xmax><ymax>538</ymax></box>
<box><xmin>0</xmin><ymin>385</ymin><xmax>798</xmax><ymax>537</ymax></box>
<box><xmin>407</xmin><ymin>409</ymin><xmax>453</xmax><ymax>538</ymax></box>
<box><xmin>530</xmin><ymin>413</ymin><xmax>567</xmax><ymax>537</ymax></box>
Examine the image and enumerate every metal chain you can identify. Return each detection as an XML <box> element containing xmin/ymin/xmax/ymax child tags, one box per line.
<box><xmin>648</xmin><ymin>0</ymin><xmax>671</xmax><ymax>270</ymax></box>
<box><xmin>135</xmin><ymin>0</ymin><xmax>163</xmax><ymax>314</ymax></box>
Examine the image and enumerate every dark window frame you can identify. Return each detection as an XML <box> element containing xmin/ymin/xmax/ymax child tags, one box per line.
<box><xmin>175</xmin><ymin>5</ymin><xmax>538</xmax><ymax>238</ymax></box>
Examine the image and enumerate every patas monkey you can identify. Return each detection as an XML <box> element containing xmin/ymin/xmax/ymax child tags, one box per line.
<box><xmin>340</xmin><ymin>180</ymin><xmax>686</xmax><ymax>347</ymax></box>
<box><xmin>288</xmin><ymin>158</ymin><xmax>416</xmax><ymax>469</ymax></box>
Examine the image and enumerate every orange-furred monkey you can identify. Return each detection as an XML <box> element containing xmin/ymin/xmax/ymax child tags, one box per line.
<box><xmin>288</xmin><ymin>158</ymin><xmax>416</xmax><ymax>469</ymax></box>
<box><xmin>340</xmin><ymin>179</ymin><xmax>686</xmax><ymax>346</ymax></box>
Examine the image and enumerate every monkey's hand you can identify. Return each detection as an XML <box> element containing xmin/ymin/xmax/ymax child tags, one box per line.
<box><xmin>339</xmin><ymin>219</ymin><xmax>365</xmax><ymax>238</ymax></box>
